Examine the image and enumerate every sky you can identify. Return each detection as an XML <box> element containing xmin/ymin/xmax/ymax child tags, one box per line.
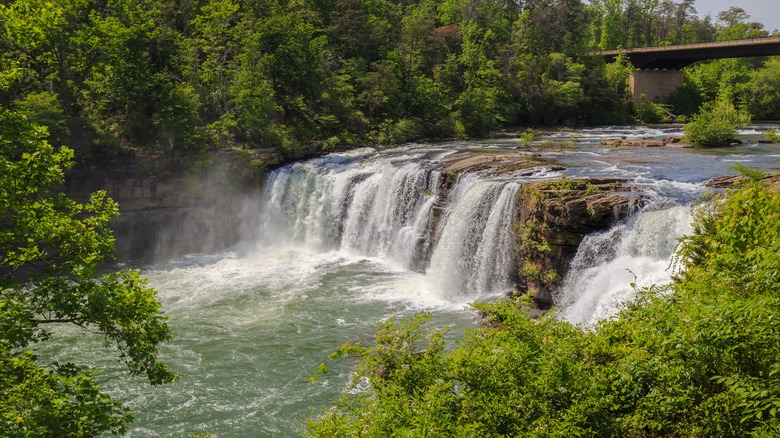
<box><xmin>696</xmin><ymin>1</ymin><xmax>780</xmax><ymax>33</ymax></box>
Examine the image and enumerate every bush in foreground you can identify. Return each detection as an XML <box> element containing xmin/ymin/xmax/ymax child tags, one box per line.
<box><xmin>1</xmin><ymin>109</ymin><xmax>176</xmax><ymax>436</ymax></box>
<box><xmin>307</xmin><ymin>176</ymin><xmax>780</xmax><ymax>437</ymax></box>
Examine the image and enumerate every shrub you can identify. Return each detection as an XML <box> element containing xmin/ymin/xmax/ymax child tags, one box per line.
<box><xmin>519</xmin><ymin>128</ymin><xmax>537</xmax><ymax>147</ymax></box>
<box><xmin>684</xmin><ymin>99</ymin><xmax>751</xmax><ymax>147</ymax></box>
<box><xmin>308</xmin><ymin>177</ymin><xmax>780</xmax><ymax>437</ymax></box>
<box><xmin>634</xmin><ymin>100</ymin><xmax>673</xmax><ymax>124</ymax></box>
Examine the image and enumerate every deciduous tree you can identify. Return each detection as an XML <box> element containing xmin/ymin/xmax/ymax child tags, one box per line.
<box><xmin>0</xmin><ymin>105</ymin><xmax>175</xmax><ymax>435</ymax></box>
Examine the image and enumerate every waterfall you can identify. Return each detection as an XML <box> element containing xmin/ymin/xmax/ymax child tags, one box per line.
<box><xmin>257</xmin><ymin>153</ymin><xmax>519</xmax><ymax>298</ymax></box>
<box><xmin>556</xmin><ymin>204</ymin><xmax>693</xmax><ymax>326</ymax></box>
<box><xmin>426</xmin><ymin>175</ymin><xmax>519</xmax><ymax>298</ymax></box>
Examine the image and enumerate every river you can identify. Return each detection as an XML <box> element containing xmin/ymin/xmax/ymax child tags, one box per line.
<box><xmin>42</xmin><ymin>125</ymin><xmax>780</xmax><ymax>436</ymax></box>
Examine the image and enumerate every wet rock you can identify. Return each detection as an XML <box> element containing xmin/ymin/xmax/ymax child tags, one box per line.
<box><xmin>601</xmin><ymin>137</ymin><xmax>691</xmax><ymax>148</ymax></box>
<box><xmin>440</xmin><ymin>151</ymin><xmax>547</xmax><ymax>175</ymax></box>
<box><xmin>706</xmin><ymin>173</ymin><xmax>780</xmax><ymax>190</ymax></box>
<box><xmin>515</xmin><ymin>178</ymin><xmax>644</xmax><ymax>308</ymax></box>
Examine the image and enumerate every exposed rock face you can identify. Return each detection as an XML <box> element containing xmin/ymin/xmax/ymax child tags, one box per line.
<box><xmin>440</xmin><ymin>151</ymin><xmax>563</xmax><ymax>175</ymax></box>
<box><xmin>514</xmin><ymin>179</ymin><xmax>643</xmax><ymax>308</ymax></box>
<box><xmin>433</xmin><ymin>150</ymin><xmax>645</xmax><ymax>308</ymax></box>
<box><xmin>434</xmin><ymin>150</ymin><xmax>646</xmax><ymax>308</ymax></box>
<box><xmin>706</xmin><ymin>173</ymin><xmax>780</xmax><ymax>189</ymax></box>
<box><xmin>601</xmin><ymin>136</ymin><xmax>691</xmax><ymax>148</ymax></box>
<box><xmin>65</xmin><ymin>151</ymin><xmax>263</xmax><ymax>261</ymax></box>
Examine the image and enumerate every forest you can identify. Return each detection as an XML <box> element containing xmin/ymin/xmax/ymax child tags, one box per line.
<box><xmin>1</xmin><ymin>0</ymin><xmax>779</xmax><ymax>167</ymax></box>
<box><xmin>2</xmin><ymin>0</ymin><xmax>780</xmax><ymax>436</ymax></box>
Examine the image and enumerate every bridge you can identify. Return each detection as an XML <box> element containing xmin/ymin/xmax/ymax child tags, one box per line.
<box><xmin>596</xmin><ymin>37</ymin><xmax>780</xmax><ymax>104</ymax></box>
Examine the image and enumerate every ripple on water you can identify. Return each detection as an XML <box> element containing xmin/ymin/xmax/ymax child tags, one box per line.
<box><xmin>37</xmin><ymin>129</ymin><xmax>780</xmax><ymax>436</ymax></box>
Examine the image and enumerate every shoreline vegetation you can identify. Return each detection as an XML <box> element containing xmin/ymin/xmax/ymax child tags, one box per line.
<box><xmin>1</xmin><ymin>0</ymin><xmax>780</xmax><ymax>436</ymax></box>
<box><xmin>307</xmin><ymin>171</ymin><xmax>780</xmax><ymax>437</ymax></box>
<box><xmin>2</xmin><ymin>0</ymin><xmax>779</xmax><ymax>173</ymax></box>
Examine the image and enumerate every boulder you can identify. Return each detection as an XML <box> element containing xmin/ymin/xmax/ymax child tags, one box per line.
<box><xmin>601</xmin><ymin>137</ymin><xmax>691</xmax><ymax>148</ymax></box>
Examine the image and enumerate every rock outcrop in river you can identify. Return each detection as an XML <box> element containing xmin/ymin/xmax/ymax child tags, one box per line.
<box><xmin>514</xmin><ymin>179</ymin><xmax>642</xmax><ymax>307</ymax></box>
<box><xmin>437</xmin><ymin>151</ymin><xmax>644</xmax><ymax>308</ymax></box>
<box><xmin>69</xmin><ymin>147</ymin><xmax>651</xmax><ymax>307</ymax></box>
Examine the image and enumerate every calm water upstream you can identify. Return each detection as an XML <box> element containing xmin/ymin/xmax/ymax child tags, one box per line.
<box><xmin>42</xmin><ymin>124</ymin><xmax>780</xmax><ymax>436</ymax></box>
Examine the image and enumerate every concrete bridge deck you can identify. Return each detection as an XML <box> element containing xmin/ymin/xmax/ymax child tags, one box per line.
<box><xmin>597</xmin><ymin>36</ymin><xmax>780</xmax><ymax>70</ymax></box>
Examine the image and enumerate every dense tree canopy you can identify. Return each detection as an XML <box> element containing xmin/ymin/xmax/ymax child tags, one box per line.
<box><xmin>1</xmin><ymin>0</ymin><xmax>777</xmax><ymax>164</ymax></box>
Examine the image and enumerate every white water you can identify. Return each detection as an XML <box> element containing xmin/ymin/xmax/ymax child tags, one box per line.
<box><xmin>38</xmin><ymin>131</ymin><xmax>780</xmax><ymax>436</ymax></box>
<box><xmin>427</xmin><ymin>175</ymin><xmax>519</xmax><ymax>298</ymax></box>
<box><xmin>257</xmin><ymin>151</ymin><xmax>519</xmax><ymax>299</ymax></box>
<box><xmin>557</xmin><ymin>204</ymin><xmax>694</xmax><ymax>326</ymax></box>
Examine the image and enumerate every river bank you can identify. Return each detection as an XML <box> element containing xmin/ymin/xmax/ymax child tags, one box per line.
<box><xmin>46</xmin><ymin>124</ymin><xmax>780</xmax><ymax>436</ymax></box>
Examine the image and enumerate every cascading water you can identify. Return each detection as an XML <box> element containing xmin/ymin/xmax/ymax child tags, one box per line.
<box><xmin>40</xmin><ymin>126</ymin><xmax>780</xmax><ymax>437</ymax></box>
<box><xmin>256</xmin><ymin>150</ymin><xmax>520</xmax><ymax>298</ymax></box>
<box><xmin>426</xmin><ymin>175</ymin><xmax>519</xmax><ymax>298</ymax></box>
<box><xmin>556</xmin><ymin>203</ymin><xmax>694</xmax><ymax>326</ymax></box>
<box><xmin>258</xmin><ymin>152</ymin><xmax>443</xmax><ymax>270</ymax></box>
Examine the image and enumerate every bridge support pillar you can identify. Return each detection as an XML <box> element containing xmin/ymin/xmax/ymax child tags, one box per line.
<box><xmin>629</xmin><ymin>69</ymin><xmax>683</xmax><ymax>105</ymax></box>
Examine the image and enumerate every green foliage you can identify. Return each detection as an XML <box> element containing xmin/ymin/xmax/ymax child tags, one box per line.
<box><xmin>765</xmin><ymin>129</ymin><xmax>780</xmax><ymax>144</ymax></box>
<box><xmin>748</xmin><ymin>59</ymin><xmax>780</xmax><ymax>121</ymax></box>
<box><xmin>0</xmin><ymin>108</ymin><xmax>175</xmax><ymax>435</ymax></box>
<box><xmin>307</xmin><ymin>312</ymin><xmax>455</xmax><ymax>436</ymax></box>
<box><xmin>1</xmin><ymin>0</ymin><xmax>772</xmax><ymax>160</ymax></box>
<box><xmin>676</xmin><ymin>177</ymin><xmax>780</xmax><ymax>292</ymax></box>
<box><xmin>15</xmin><ymin>91</ymin><xmax>66</xmax><ymax>143</ymax></box>
<box><xmin>547</xmin><ymin>176</ymin><xmax>578</xmax><ymax>192</ymax></box>
<box><xmin>634</xmin><ymin>101</ymin><xmax>674</xmax><ymax>124</ymax></box>
<box><xmin>733</xmin><ymin>163</ymin><xmax>766</xmax><ymax>181</ymax></box>
<box><xmin>584</xmin><ymin>182</ymin><xmax>602</xmax><ymax>195</ymax></box>
<box><xmin>2</xmin><ymin>0</ymin><xmax>742</xmax><ymax>162</ymax></box>
<box><xmin>308</xmin><ymin>178</ymin><xmax>780</xmax><ymax>437</ymax></box>
<box><xmin>228</xmin><ymin>62</ymin><xmax>280</xmax><ymax>144</ymax></box>
<box><xmin>154</xmin><ymin>82</ymin><xmax>205</xmax><ymax>157</ymax></box>
<box><xmin>456</xmin><ymin>85</ymin><xmax>507</xmax><ymax>136</ymax></box>
<box><xmin>0</xmin><ymin>353</ymin><xmax>131</xmax><ymax>436</ymax></box>
<box><xmin>518</xmin><ymin>128</ymin><xmax>537</xmax><ymax>147</ymax></box>
<box><xmin>377</xmin><ymin>118</ymin><xmax>422</xmax><ymax>145</ymax></box>
<box><xmin>684</xmin><ymin>99</ymin><xmax>751</xmax><ymax>148</ymax></box>
<box><xmin>670</xmin><ymin>56</ymin><xmax>779</xmax><ymax>122</ymax></box>
<box><xmin>514</xmin><ymin>214</ymin><xmax>562</xmax><ymax>292</ymax></box>
<box><xmin>604</xmin><ymin>52</ymin><xmax>633</xmax><ymax>100</ymax></box>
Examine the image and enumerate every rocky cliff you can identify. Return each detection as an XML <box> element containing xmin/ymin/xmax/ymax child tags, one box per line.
<box><xmin>514</xmin><ymin>179</ymin><xmax>643</xmax><ymax>307</ymax></box>
<box><xmin>65</xmin><ymin>151</ymin><xmax>264</xmax><ymax>261</ymax></box>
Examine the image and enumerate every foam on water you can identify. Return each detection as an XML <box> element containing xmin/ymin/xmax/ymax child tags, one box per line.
<box><xmin>36</xmin><ymin>129</ymin><xmax>780</xmax><ymax>436</ymax></box>
<box><xmin>557</xmin><ymin>205</ymin><xmax>693</xmax><ymax>327</ymax></box>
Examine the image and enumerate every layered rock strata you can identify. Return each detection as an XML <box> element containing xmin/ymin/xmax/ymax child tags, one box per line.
<box><xmin>514</xmin><ymin>179</ymin><xmax>642</xmax><ymax>308</ymax></box>
<box><xmin>65</xmin><ymin>151</ymin><xmax>263</xmax><ymax>261</ymax></box>
<box><xmin>436</xmin><ymin>151</ymin><xmax>644</xmax><ymax>308</ymax></box>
